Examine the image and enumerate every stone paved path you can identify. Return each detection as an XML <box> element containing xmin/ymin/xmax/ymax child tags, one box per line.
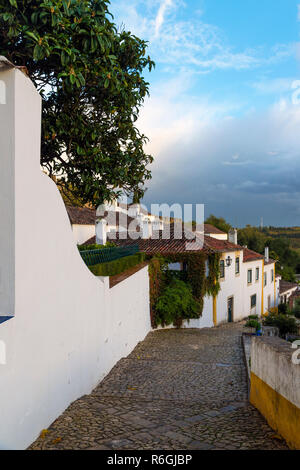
<box><xmin>30</xmin><ymin>323</ymin><xmax>288</xmax><ymax>450</ymax></box>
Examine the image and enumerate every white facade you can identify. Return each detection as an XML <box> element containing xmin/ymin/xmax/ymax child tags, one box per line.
<box><xmin>208</xmin><ymin>233</ymin><xmax>228</xmax><ymax>240</ymax></box>
<box><xmin>199</xmin><ymin>250</ymin><xmax>276</xmax><ymax>326</ymax></box>
<box><xmin>72</xmin><ymin>223</ymin><xmax>95</xmax><ymax>245</ymax></box>
<box><xmin>0</xmin><ymin>64</ymin><xmax>151</xmax><ymax>449</ymax></box>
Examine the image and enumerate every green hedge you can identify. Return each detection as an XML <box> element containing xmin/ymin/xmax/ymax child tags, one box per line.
<box><xmin>78</xmin><ymin>242</ymin><xmax>116</xmax><ymax>252</ymax></box>
<box><xmin>89</xmin><ymin>252</ymin><xmax>145</xmax><ymax>277</ymax></box>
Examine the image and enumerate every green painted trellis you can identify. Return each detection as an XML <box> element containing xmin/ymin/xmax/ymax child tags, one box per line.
<box><xmin>80</xmin><ymin>246</ymin><xmax>139</xmax><ymax>267</ymax></box>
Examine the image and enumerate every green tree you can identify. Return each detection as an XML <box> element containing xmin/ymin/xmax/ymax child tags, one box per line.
<box><xmin>237</xmin><ymin>225</ymin><xmax>266</xmax><ymax>253</ymax></box>
<box><xmin>204</xmin><ymin>215</ymin><xmax>232</xmax><ymax>233</ymax></box>
<box><xmin>0</xmin><ymin>0</ymin><xmax>155</xmax><ymax>206</ymax></box>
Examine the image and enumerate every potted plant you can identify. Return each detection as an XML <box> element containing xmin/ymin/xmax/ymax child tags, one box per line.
<box><xmin>244</xmin><ymin>318</ymin><xmax>261</xmax><ymax>335</ymax></box>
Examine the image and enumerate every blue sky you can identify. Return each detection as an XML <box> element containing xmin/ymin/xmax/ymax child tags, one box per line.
<box><xmin>110</xmin><ymin>0</ymin><xmax>300</xmax><ymax>226</ymax></box>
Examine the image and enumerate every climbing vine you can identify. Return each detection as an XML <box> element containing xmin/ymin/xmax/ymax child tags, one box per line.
<box><xmin>206</xmin><ymin>253</ymin><xmax>221</xmax><ymax>297</ymax></box>
<box><xmin>148</xmin><ymin>251</ymin><xmax>221</xmax><ymax>328</ymax></box>
<box><xmin>148</xmin><ymin>255</ymin><xmax>166</xmax><ymax>327</ymax></box>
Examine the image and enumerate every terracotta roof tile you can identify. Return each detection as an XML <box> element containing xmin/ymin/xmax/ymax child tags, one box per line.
<box><xmin>279</xmin><ymin>280</ymin><xmax>299</xmax><ymax>295</ymax></box>
<box><xmin>203</xmin><ymin>235</ymin><xmax>243</xmax><ymax>253</ymax></box>
<box><xmin>84</xmin><ymin>224</ymin><xmax>208</xmax><ymax>254</ymax></box>
<box><xmin>66</xmin><ymin>206</ymin><xmax>96</xmax><ymax>225</ymax></box>
<box><xmin>101</xmin><ymin>211</ymin><xmax>136</xmax><ymax>229</ymax></box>
<box><xmin>203</xmin><ymin>224</ymin><xmax>226</xmax><ymax>235</ymax></box>
<box><xmin>242</xmin><ymin>248</ymin><xmax>264</xmax><ymax>263</ymax></box>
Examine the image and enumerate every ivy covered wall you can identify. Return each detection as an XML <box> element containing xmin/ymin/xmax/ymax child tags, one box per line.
<box><xmin>148</xmin><ymin>252</ymin><xmax>221</xmax><ymax>328</ymax></box>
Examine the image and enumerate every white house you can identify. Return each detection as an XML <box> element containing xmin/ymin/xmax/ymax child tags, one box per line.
<box><xmin>278</xmin><ymin>278</ymin><xmax>299</xmax><ymax>305</ymax></box>
<box><xmin>95</xmin><ymin>219</ymin><xmax>278</xmax><ymax>328</ymax></box>
<box><xmin>204</xmin><ymin>224</ymin><xmax>228</xmax><ymax>240</ymax></box>
<box><xmin>66</xmin><ymin>206</ymin><xmax>96</xmax><ymax>245</ymax></box>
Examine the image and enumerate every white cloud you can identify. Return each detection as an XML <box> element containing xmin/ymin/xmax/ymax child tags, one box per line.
<box><xmin>252</xmin><ymin>77</ymin><xmax>295</xmax><ymax>95</ymax></box>
<box><xmin>109</xmin><ymin>0</ymin><xmax>300</xmax><ymax>224</ymax></box>
<box><xmin>111</xmin><ymin>1</ymin><xmax>296</xmax><ymax>73</ymax></box>
<box><xmin>137</xmin><ymin>77</ymin><xmax>300</xmax><ymax>224</ymax></box>
<box><xmin>223</xmin><ymin>160</ymin><xmax>252</xmax><ymax>166</ymax></box>
<box><xmin>154</xmin><ymin>0</ymin><xmax>174</xmax><ymax>37</ymax></box>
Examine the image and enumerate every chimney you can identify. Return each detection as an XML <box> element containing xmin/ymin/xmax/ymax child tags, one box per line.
<box><xmin>228</xmin><ymin>228</ymin><xmax>238</xmax><ymax>245</ymax></box>
<box><xmin>96</xmin><ymin>219</ymin><xmax>107</xmax><ymax>245</ymax></box>
<box><xmin>265</xmin><ymin>246</ymin><xmax>269</xmax><ymax>263</ymax></box>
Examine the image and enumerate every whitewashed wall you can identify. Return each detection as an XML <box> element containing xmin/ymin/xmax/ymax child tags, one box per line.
<box><xmin>208</xmin><ymin>233</ymin><xmax>228</xmax><ymax>240</ymax></box>
<box><xmin>72</xmin><ymin>223</ymin><xmax>95</xmax><ymax>245</ymax></box>
<box><xmin>216</xmin><ymin>249</ymin><xmax>244</xmax><ymax>324</ymax></box>
<box><xmin>0</xmin><ymin>65</ymin><xmax>151</xmax><ymax>450</ymax></box>
<box><xmin>263</xmin><ymin>263</ymin><xmax>276</xmax><ymax>311</ymax></box>
<box><xmin>183</xmin><ymin>295</ymin><xmax>214</xmax><ymax>329</ymax></box>
<box><xmin>241</xmin><ymin>259</ymin><xmax>263</xmax><ymax>319</ymax></box>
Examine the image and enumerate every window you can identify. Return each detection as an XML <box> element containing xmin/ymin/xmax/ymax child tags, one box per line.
<box><xmin>264</xmin><ymin>272</ymin><xmax>267</xmax><ymax>287</ymax></box>
<box><xmin>256</xmin><ymin>267</ymin><xmax>259</xmax><ymax>281</ymax></box>
<box><xmin>247</xmin><ymin>269</ymin><xmax>252</xmax><ymax>284</ymax></box>
<box><xmin>220</xmin><ymin>260</ymin><xmax>225</xmax><ymax>279</ymax></box>
<box><xmin>251</xmin><ymin>294</ymin><xmax>257</xmax><ymax>308</ymax></box>
<box><xmin>205</xmin><ymin>259</ymin><xmax>209</xmax><ymax>278</ymax></box>
<box><xmin>235</xmin><ymin>257</ymin><xmax>240</xmax><ymax>274</ymax></box>
<box><xmin>271</xmin><ymin>269</ymin><xmax>274</xmax><ymax>282</ymax></box>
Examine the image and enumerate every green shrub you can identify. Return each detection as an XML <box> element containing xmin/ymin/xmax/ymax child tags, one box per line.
<box><xmin>78</xmin><ymin>242</ymin><xmax>116</xmax><ymax>252</ymax></box>
<box><xmin>263</xmin><ymin>314</ymin><xmax>298</xmax><ymax>338</ymax></box>
<box><xmin>291</xmin><ymin>299</ymin><xmax>300</xmax><ymax>319</ymax></box>
<box><xmin>248</xmin><ymin>314</ymin><xmax>259</xmax><ymax>320</ymax></box>
<box><xmin>155</xmin><ymin>280</ymin><xmax>201</xmax><ymax>327</ymax></box>
<box><xmin>245</xmin><ymin>319</ymin><xmax>261</xmax><ymax>331</ymax></box>
<box><xmin>89</xmin><ymin>253</ymin><xmax>145</xmax><ymax>276</ymax></box>
<box><xmin>278</xmin><ymin>303</ymin><xmax>288</xmax><ymax>315</ymax></box>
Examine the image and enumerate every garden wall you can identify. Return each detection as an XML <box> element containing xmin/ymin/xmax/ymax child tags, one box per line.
<box><xmin>250</xmin><ymin>336</ymin><xmax>300</xmax><ymax>449</ymax></box>
<box><xmin>0</xmin><ymin>62</ymin><xmax>151</xmax><ymax>449</ymax></box>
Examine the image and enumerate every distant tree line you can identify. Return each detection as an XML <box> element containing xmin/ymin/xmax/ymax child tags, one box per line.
<box><xmin>204</xmin><ymin>215</ymin><xmax>300</xmax><ymax>282</ymax></box>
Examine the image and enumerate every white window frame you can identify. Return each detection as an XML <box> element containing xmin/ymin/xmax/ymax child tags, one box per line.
<box><xmin>235</xmin><ymin>257</ymin><xmax>240</xmax><ymax>274</ymax></box>
<box><xmin>247</xmin><ymin>269</ymin><xmax>252</xmax><ymax>284</ymax></box>
<box><xmin>256</xmin><ymin>267</ymin><xmax>259</xmax><ymax>281</ymax></box>
<box><xmin>220</xmin><ymin>260</ymin><xmax>225</xmax><ymax>279</ymax></box>
<box><xmin>250</xmin><ymin>294</ymin><xmax>257</xmax><ymax>308</ymax></box>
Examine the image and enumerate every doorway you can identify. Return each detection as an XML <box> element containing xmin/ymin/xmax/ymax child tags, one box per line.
<box><xmin>227</xmin><ymin>296</ymin><xmax>234</xmax><ymax>323</ymax></box>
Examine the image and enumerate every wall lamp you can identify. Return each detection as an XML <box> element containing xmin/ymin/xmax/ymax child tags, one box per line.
<box><xmin>226</xmin><ymin>256</ymin><xmax>232</xmax><ymax>267</ymax></box>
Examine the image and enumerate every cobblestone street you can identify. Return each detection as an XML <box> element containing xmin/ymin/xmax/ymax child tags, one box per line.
<box><xmin>30</xmin><ymin>323</ymin><xmax>288</xmax><ymax>450</ymax></box>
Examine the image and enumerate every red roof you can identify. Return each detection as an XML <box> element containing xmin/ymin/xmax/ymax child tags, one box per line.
<box><xmin>243</xmin><ymin>248</ymin><xmax>264</xmax><ymax>263</ymax></box>
<box><xmin>83</xmin><ymin>223</ymin><xmax>268</xmax><ymax>262</ymax></box>
<box><xmin>66</xmin><ymin>206</ymin><xmax>96</xmax><ymax>225</ymax></box>
<box><xmin>85</xmin><ymin>224</ymin><xmax>208</xmax><ymax>254</ymax></box>
<box><xmin>203</xmin><ymin>235</ymin><xmax>243</xmax><ymax>253</ymax></box>
<box><xmin>204</xmin><ymin>224</ymin><xmax>226</xmax><ymax>235</ymax></box>
<box><xmin>101</xmin><ymin>211</ymin><xmax>136</xmax><ymax>230</ymax></box>
<box><xmin>279</xmin><ymin>280</ymin><xmax>299</xmax><ymax>295</ymax></box>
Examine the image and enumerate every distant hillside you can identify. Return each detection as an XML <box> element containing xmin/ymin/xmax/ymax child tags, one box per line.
<box><xmin>263</xmin><ymin>227</ymin><xmax>300</xmax><ymax>251</ymax></box>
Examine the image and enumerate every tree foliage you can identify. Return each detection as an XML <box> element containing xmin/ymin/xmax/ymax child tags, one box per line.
<box><xmin>0</xmin><ymin>0</ymin><xmax>155</xmax><ymax>206</ymax></box>
<box><xmin>238</xmin><ymin>225</ymin><xmax>266</xmax><ymax>253</ymax></box>
<box><xmin>155</xmin><ymin>280</ymin><xmax>201</xmax><ymax>327</ymax></box>
<box><xmin>238</xmin><ymin>225</ymin><xmax>300</xmax><ymax>281</ymax></box>
<box><xmin>204</xmin><ymin>214</ymin><xmax>232</xmax><ymax>233</ymax></box>
<box><xmin>263</xmin><ymin>313</ymin><xmax>298</xmax><ymax>338</ymax></box>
